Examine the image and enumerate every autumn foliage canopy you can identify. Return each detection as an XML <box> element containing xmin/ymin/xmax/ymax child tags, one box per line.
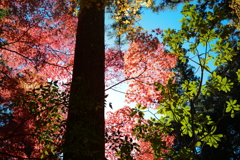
<box><xmin>0</xmin><ymin>0</ymin><xmax>176</xmax><ymax>159</ymax></box>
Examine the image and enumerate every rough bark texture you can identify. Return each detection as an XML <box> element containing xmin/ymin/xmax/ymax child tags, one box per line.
<box><xmin>64</xmin><ymin>1</ymin><xmax>105</xmax><ymax>159</ymax></box>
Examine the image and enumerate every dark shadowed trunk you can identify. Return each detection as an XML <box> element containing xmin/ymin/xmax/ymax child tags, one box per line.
<box><xmin>64</xmin><ymin>1</ymin><xmax>105</xmax><ymax>159</ymax></box>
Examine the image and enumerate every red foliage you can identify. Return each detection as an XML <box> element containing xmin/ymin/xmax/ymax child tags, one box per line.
<box><xmin>0</xmin><ymin>1</ymin><xmax>176</xmax><ymax>159</ymax></box>
<box><xmin>0</xmin><ymin>0</ymin><xmax>76</xmax><ymax>83</ymax></box>
<box><xmin>124</xmin><ymin>29</ymin><xmax>176</xmax><ymax>107</ymax></box>
<box><xmin>105</xmin><ymin>47</ymin><xmax>125</xmax><ymax>87</ymax></box>
<box><xmin>0</xmin><ymin>0</ymin><xmax>75</xmax><ymax>158</ymax></box>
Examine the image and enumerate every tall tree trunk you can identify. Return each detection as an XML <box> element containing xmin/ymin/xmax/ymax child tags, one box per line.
<box><xmin>64</xmin><ymin>1</ymin><xmax>105</xmax><ymax>159</ymax></box>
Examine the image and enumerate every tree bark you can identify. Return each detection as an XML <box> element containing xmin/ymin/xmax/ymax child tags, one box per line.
<box><xmin>64</xmin><ymin>1</ymin><xmax>105</xmax><ymax>159</ymax></box>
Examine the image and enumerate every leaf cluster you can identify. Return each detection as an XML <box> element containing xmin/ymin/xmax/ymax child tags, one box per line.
<box><xmin>14</xmin><ymin>81</ymin><xmax>69</xmax><ymax>158</ymax></box>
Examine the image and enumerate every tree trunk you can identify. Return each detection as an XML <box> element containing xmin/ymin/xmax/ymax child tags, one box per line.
<box><xmin>64</xmin><ymin>1</ymin><xmax>105</xmax><ymax>159</ymax></box>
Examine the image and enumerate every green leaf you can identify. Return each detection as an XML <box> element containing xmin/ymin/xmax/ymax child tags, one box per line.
<box><xmin>130</xmin><ymin>111</ymin><xmax>137</xmax><ymax>117</ymax></box>
<box><xmin>195</xmin><ymin>141</ymin><xmax>201</xmax><ymax>147</ymax></box>
<box><xmin>44</xmin><ymin>150</ymin><xmax>49</xmax><ymax>155</ymax></box>
<box><xmin>231</xmin><ymin>110</ymin><xmax>235</xmax><ymax>118</ymax></box>
<box><xmin>226</xmin><ymin>106</ymin><xmax>232</xmax><ymax>113</ymax></box>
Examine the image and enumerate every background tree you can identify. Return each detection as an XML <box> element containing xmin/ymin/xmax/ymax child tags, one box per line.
<box><xmin>196</xmin><ymin>56</ymin><xmax>240</xmax><ymax>159</ymax></box>
<box><xmin>168</xmin><ymin>53</ymin><xmax>200</xmax><ymax>156</ymax></box>
<box><xmin>230</xmin><ymin>0</ymin><xmax>240</xmax><ymax>30</ymax></box>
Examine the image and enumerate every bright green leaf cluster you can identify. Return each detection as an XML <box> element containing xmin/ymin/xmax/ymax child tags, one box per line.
<box><xmin>206</xmin><ymin>71</ymin><xmax>234</xmax><ymax>93</ymax></box>
<box><xmin>130</xmin><ymin>2</ymin><xmax>239</xmax><ymax>159</ymax></box>
<box><xmin>226</xmin><ymin>99</ymin><xmax>240</xmax><ymax>118</ymax></box>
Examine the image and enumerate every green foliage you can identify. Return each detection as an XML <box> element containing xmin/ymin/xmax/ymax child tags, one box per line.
<box><xmin>0</xmin><ymin>9</ymin><xmax>8</xmax><ymax>20</ymax></box>
<box><xmin>226</xmin><ymin>99</ymin><xmax>240</xmax><ymax>118</ymax></box>
<box><xmin>206</xmin><ymin>71</ymin><xmax>233</xmax><ymax>93</ymax></box>
<box><xmin>0</xmin><ymin>9</ymin><xmax>8</xmax><ymax>46</ymax></box>
<box><xmin>130</xmin><ymin>2</ymin><xmax>239</xmax><ymax>159</ymax></box>
<box><xmin>197</xmin><ymin>61</ymin><xmax>240</xmax><ymax>159</ymax></box>
<box><xmin>14</xmin><ymin>81</ymin><xmax>69</xmax><ymax>158</ymax></box>
<box><xmin>149</xmin><ymin>0</ymin><xmax>193</xmax><ymax>12</ymax></box>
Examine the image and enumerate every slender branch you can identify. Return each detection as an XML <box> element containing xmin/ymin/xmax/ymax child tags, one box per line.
<box><xmin>1</xmin><ymin>47</ymin><xmax>67</xmax><ymax>69</ymax></box>
<box><xmin>146</xmin><ymin>108</ymin><xmax>160</xmax><ymax>120</ymax></box>
<box><xmin>187</xmin><ymin>56</ymin><xmax>212</xmax><ymax>74</ymax></box>
<box><xmin>0</xmin><ymin>133</ymin><xmax>34</xmax><ymax>142</ymax></box>
<box><xmin>110</xmin><ymin>88</ymin><xmax>128</xmax><ymax>95</ymax></box>
<box><xmin>0</xmin><ymin>151</ymin><xmax>40</xmax><ymax>160</ymax></box>
<box><xmin>105</xmin><ymin>62</ymin><xmax>147</xmax><ymax>91</ymax></box>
